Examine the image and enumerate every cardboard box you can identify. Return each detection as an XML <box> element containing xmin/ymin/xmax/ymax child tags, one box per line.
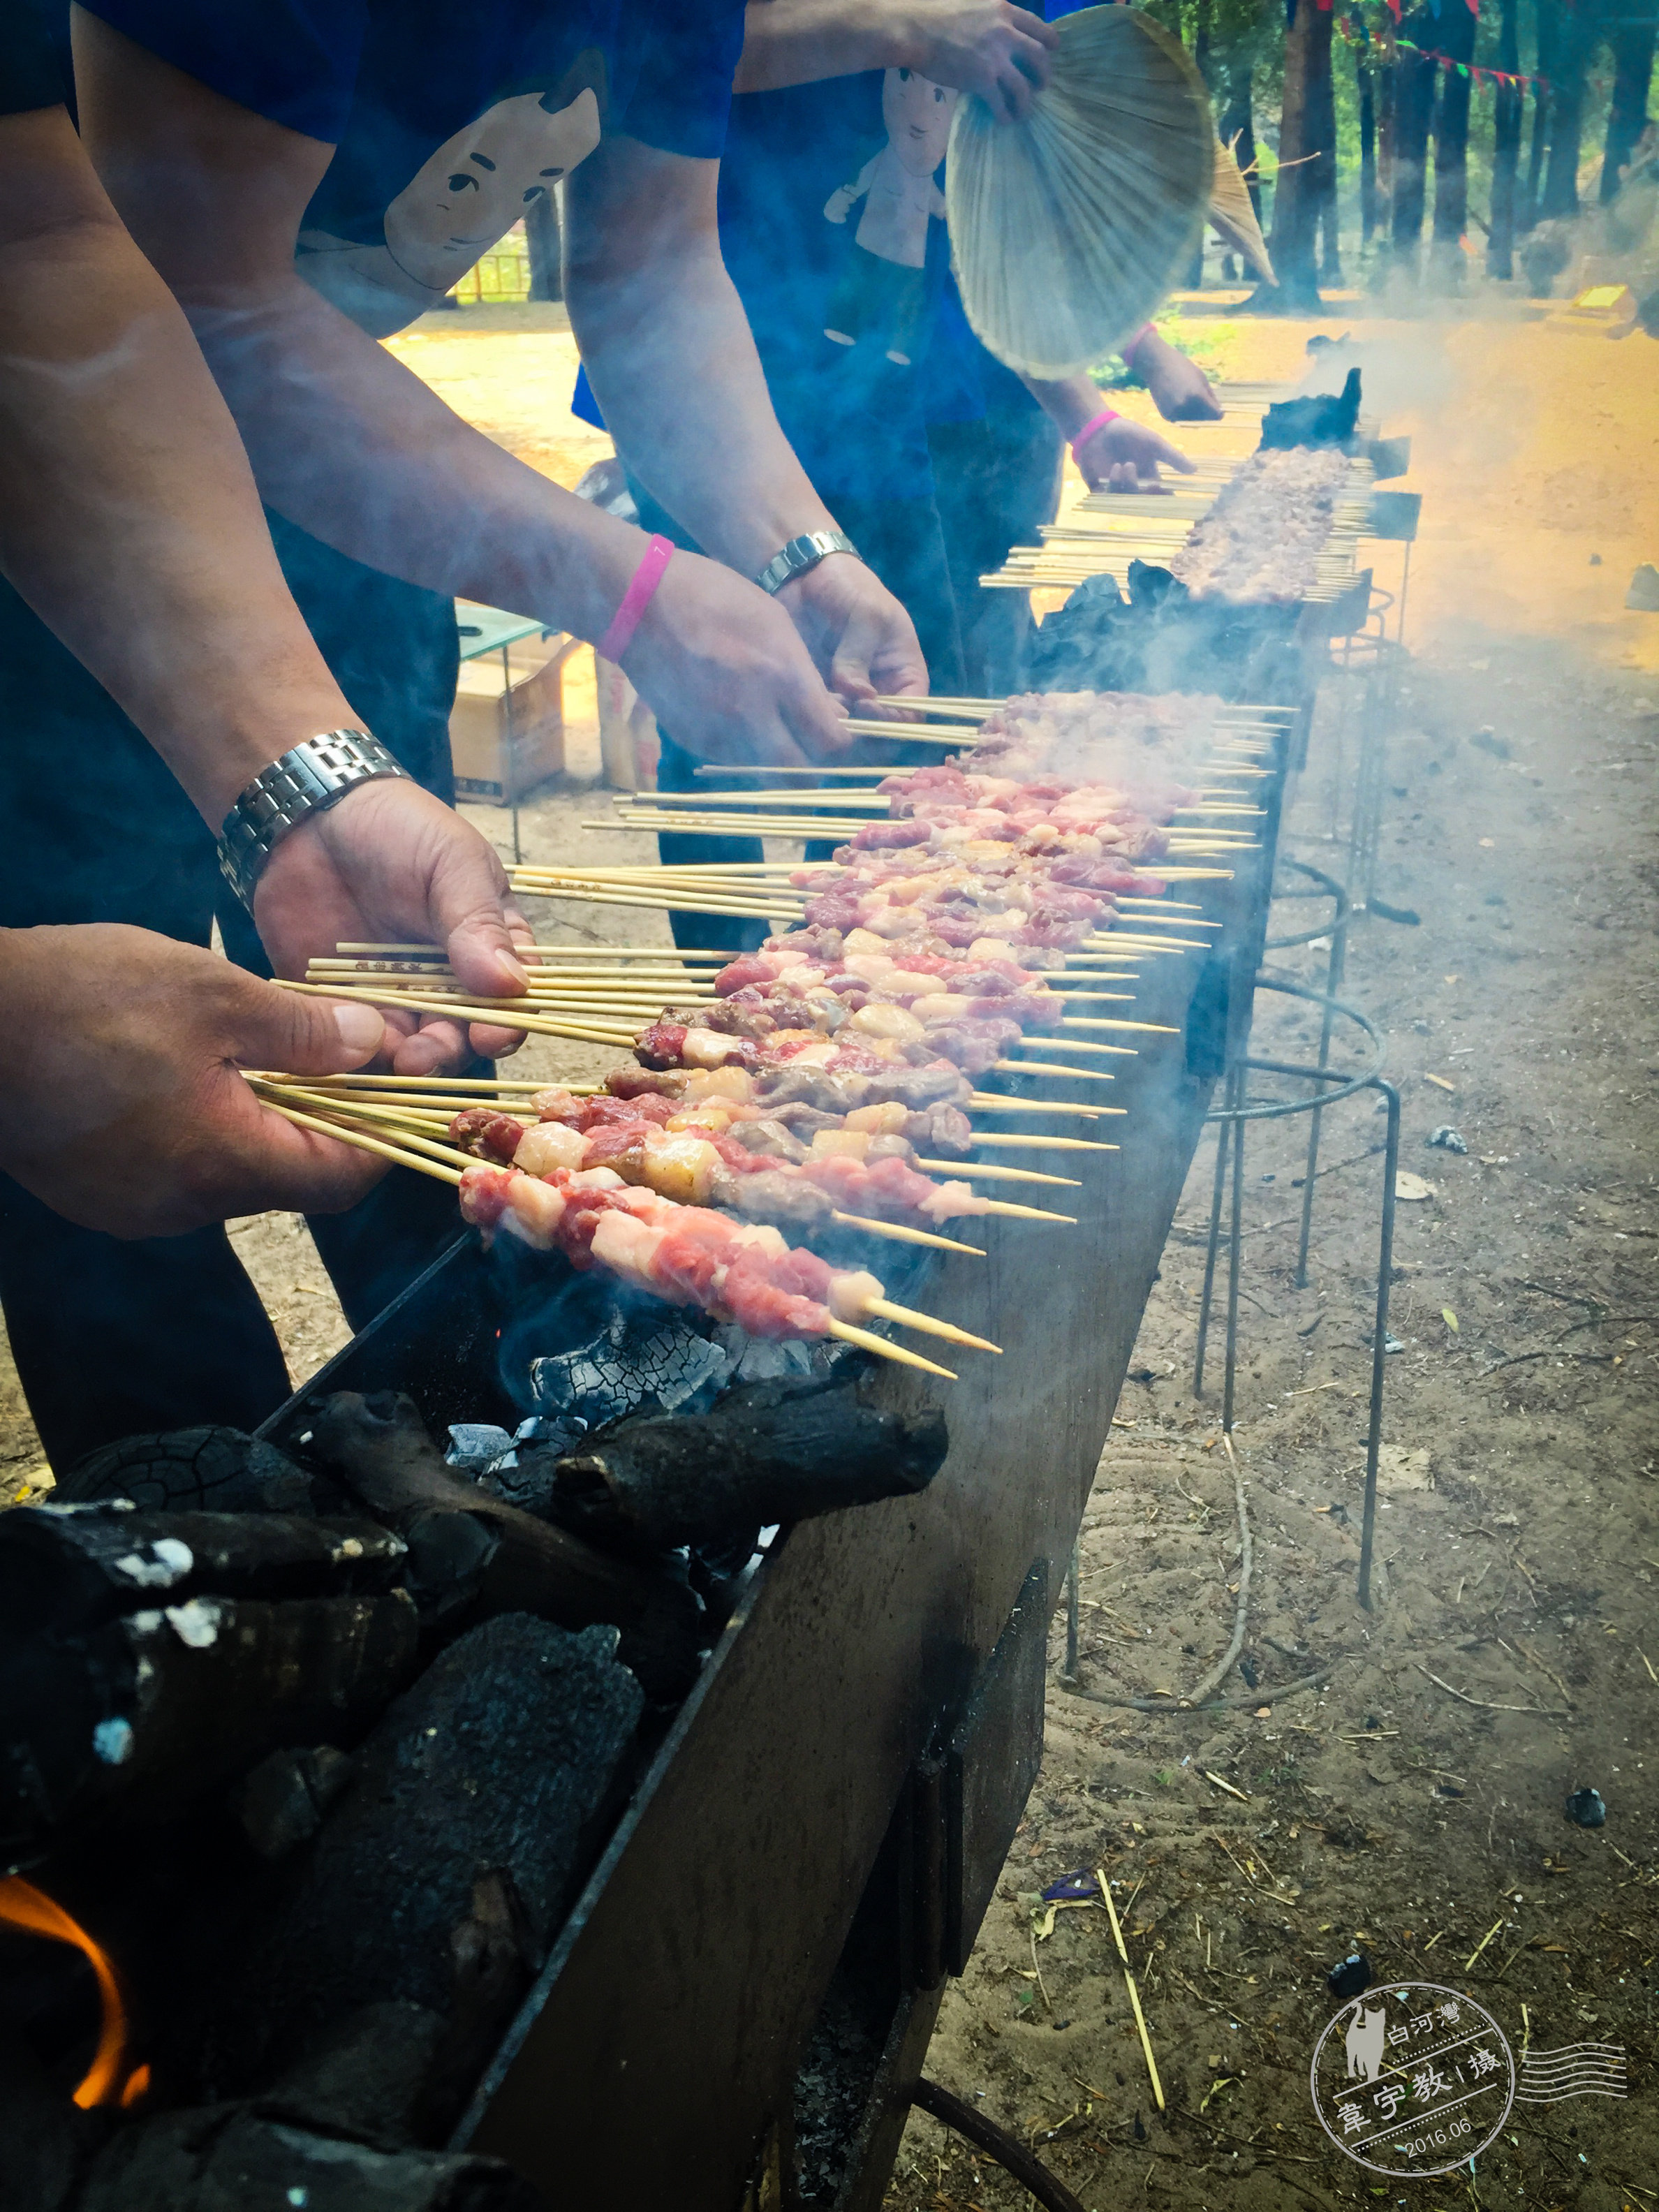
<box><xmin>596</xmin><ymin>652</ymin><xmax>661</xmax><ymax>791</ymax></box>
<box><xmin>450</xmin><ymin>634</ymin><xmax>580</xmax><ymax>804</ymax></box>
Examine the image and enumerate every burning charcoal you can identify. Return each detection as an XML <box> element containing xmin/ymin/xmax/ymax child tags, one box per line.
<box><xmin>0</xmin><ymin>1593</ymin><xmax>418</xmax><ymax>1854</ymax></box>
<box><xmin>52</xmin><ymin>1428</ymin><xmax>316</xmax><ymax>1516</ymax></box>
<box><xmin>203</xmin><ymin>1616</ymin><xmax>642</xmax><ymax>2111</ymax></box>
<box><xmin>234</xmin><ymin>1746</ymin><xmax>356</xmax><ymax>1862</ymax></box>
<box><xmin>526</xmin><ymin>1307</ymin><xmax>730</xmax><ymax>1439</ymax></box>
<box><xmin>444</xmin><ymin>1424</ymin><xmax>515</xmax><ymax>1474</ymax></box>
<box><xmin>536</xmin><ymin>1373</ymin><xmax>949</xmax><ymax>1553</ymax></box>
<box><xmin>306</xmin><ymin>1393</ymin><xmax>704</xmax><ymax>1699</ymax></box>
<box><xmin>0</xmin><ymin>1505</ymin><xmax>408</xmax><ymax>1646</ymax></box>
<box><xmin>74</xmin><ymin>2103</ymin><xmax>539</xmax><ymax>2212</ymax></box>
<box><xmin>1258</xmin><ymin>369</ymin><xmax>1362</xmax><ymax>452</ymax></box>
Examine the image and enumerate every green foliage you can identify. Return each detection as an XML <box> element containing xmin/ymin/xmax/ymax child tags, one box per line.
<box><xmin>1091</xmin><ymin>308</ymin><xmax>1236</xmax><ymax>392</ymax></box>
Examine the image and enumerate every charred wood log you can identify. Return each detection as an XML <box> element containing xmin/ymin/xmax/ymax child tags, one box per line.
<box><xmin>0</xmin><ymin>1505</ymin><xmax>407</xmax><ymax>1646</ymax></box>
<box><xmin>537</xmin><ymin>1373</ymin><xmax>950</xmax><ymax>1553</ymax></box>
<box><xmin>0</xmin><ymin>1591</ymin><xmax>419</xmax><ymax>1853</ymax></box>
<box><xmin>307</xmin><ymin>1392</ymin><xmax>702</xmax><ymax>1698</ymax></box>
<box><xmin>53</xmin><ymin>1428</ymin><xmax>317</xmax><ymax>1516</ymax></box>
<box><xmin>74</xmin><ymin>2102</ymin><xmax>539</xmax><ymax>2212</ymax></box>
<box><xmin>200</xmin><ymin>1615</ymin><xmax>642</xmax><ymax>2113</ymax></box>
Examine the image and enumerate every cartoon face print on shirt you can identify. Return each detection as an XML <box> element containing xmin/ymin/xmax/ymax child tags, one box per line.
<box><xmin>821</xmin><ymin>68</ymin><xmax>954</xmax><ymax>364</ymax></box>
<box><xmin>298</xmin><ymin>57</ymin><xmax>606</xmax><ymax>337</ymax></box>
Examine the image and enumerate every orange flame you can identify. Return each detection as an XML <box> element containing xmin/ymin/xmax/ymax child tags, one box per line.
<box><xmin>0</xmin><ymin>1875</ymin><xmax>135</xmax><ymax>2107</ymax></box>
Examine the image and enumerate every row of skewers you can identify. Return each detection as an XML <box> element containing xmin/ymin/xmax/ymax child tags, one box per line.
<box><xmin>260</xmin><ymin>693</ymin><xmax>1276</xmax><ymax>1382</ymax></box>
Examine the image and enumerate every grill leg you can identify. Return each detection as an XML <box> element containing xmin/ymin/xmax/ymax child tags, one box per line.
<box><xmin>1221</xmin><ymin>1089</ymin><xmax>1246</xmax><ymax>1437</ymax></box>
<box><xmin>1293</xmin><ymin>933</ymin><xmax>1348</xmax><ymax>1289</ymax></box>
<box><xmin>1357</xmin><ymin>1079</ymin><xmax>1401</xmax><ymax>1610</ymax></box>
<box><xmin>1192</xmin><ymin>1097</ymin><xmax>1234</xmax><ymax>1400</ymax></box>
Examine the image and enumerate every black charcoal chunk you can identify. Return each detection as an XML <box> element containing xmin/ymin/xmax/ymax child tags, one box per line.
<box><xmin>209</xmin><ymin>1616</ymin><xmax>643</xmax><ymax>2093</ymax></box>
<box><xmin>526</xmin><ymin>1308</ymin><xmax>730</xmax><ymax>1435</ymax></box>
<box><xmin>76</xmin><ymin>2104</ymin><xmax>538</xmax><ymax>2212</ymax></box>
<box><xmin>542</xmin><ymin>1373</ymin><xmax>949</xmax><ymax>1551</ymax></box>
<box><xmin>0</xmin><ymin>1591</ymin><xmax>418</xmax><ymax>1852</ymax></box>
<box><xmin>235</xmin><ymin>1746</ymin><xmax>356</xmax><ymax>1861</ymax></box>
<box><xmin>444</xmin><ymin>1425</ymin><xmax>515</xmax><ymax>1473</ymax></box>
<box><xmin>54</xmin><ymin>1429</ymin><xmax>315</xmax><ymax>1516</ymax></box>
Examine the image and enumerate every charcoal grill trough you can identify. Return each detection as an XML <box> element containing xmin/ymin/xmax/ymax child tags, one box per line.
<box><xmin>0</xmin><ymin>738</ymin><xmax>1287</xmax><ymax>2211</ymax></box>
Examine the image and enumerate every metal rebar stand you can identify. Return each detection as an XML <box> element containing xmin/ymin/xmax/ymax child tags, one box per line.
<box><xmin>1189</xmin><ymin>978</ymin><xmax>1400</xmax><ymax>1609</ymax></box>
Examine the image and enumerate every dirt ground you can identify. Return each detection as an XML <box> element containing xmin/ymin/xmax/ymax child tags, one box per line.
<box><xmin>1</xmin><ymin>293</ymin><xmax>1655</xmax><ymax>2206</ymax></box>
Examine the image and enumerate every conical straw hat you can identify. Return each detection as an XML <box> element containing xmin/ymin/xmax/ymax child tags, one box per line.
<box><xmin>1210</xmin><ymin>134</ymin><xmax>1276</xmax><ymax>282</ymax></box>
<box><xmin>946</xmin><ymin>6</ymin><xmax>1215</xmax><ymax>379</ymax></box>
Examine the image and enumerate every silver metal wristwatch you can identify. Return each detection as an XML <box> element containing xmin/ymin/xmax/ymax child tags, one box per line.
<box><xmin>755</xmin><ymin>529</ymin><xmax>862</xmax><ymax>596</ymax></box>
<box><xmin>216</xmin><ymin>729</ymin><xmax>411</xmax><ymax>911</ymax></box>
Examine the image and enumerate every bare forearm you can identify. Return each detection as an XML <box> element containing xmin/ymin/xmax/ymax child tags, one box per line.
<box><xmin>568</xmin><ymin>247</ymin><xmax>837</xmax><ymax>574</ymax></box>
<box><xmin>182</xmin><ymin>276</ymin><xmax>651</xmax><ymax>646</ymax></box>
<box><xmin>1020</xmin><ymin>371</ymin><xmax>1109</xmax><ymax>442</ymax></box>
<box><xmin>735</xmin><ymin>0</ymin><xmax>923</xmax><ymax>91</ymax></box>
<box><xmin>0</xmin><ymin>165</ymin><xmax>352</xmax><ymax>824</ymax></box>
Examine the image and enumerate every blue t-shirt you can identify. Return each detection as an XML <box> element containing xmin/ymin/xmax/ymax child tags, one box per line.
<box><xmin>82</xmin><ymin>0</ymin><xmax>744</xmax><ymax>334</ymax></box>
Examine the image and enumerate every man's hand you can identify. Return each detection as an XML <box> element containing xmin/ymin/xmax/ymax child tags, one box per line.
<box><xmin>0</xmin><ymin>924</ymin><xmax>400</xmax><ymax>1237</ymax></box>
<box><xmin>905</xmin><ymin>0</ymin><xmax>1059</xmax><ymax>121</ymax></box>
<box><xmin>621</xmin><ymin>547</ymin><xmax>864</xmax><ymax>766</ymax></box>
<box><xmin>253</xmin><ymin>779</ymin><xmax>534</xmax><ymax>1076</ymax></box>
<box><xmin>1075</xmin><ymin>415</ymin><xmax>1197</xmax><ymax>496</ymax></box>
<box><xmin>776</xmin><ymin>552</ymin><xmax>929</xmax><ymax>708</ymax></box>
<box><xmin>1129</xmin><ymin>329</ymin><xmax>1225</xmax><ymax>423</ymax></box>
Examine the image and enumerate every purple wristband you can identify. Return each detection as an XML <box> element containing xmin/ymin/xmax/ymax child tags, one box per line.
<box><xmin>596</xmin><ymin>534</ymin><xmax>676</xmax><ymax>665</ymax></box>
<box><xmin>1070</xmin><ymin>407</ymin><xmax>1120</xmax><ymax>463</ymax></box>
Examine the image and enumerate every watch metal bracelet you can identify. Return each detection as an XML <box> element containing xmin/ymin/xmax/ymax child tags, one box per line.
<box><xmin>216</xmin><ymin>730</ymin><xmax>411</xmax><ymax>912</ymax></box>
<box><xmin>755</xmin><ymin>528</ymin><xmax>862</xmax><ymax>596</ymax></box>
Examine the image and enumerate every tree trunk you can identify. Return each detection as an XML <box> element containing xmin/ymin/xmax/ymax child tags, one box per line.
<box><xmin>1359</xmin><ymin>61</ymin><xmax>1378</xmax><ymax>244</ymax></box>
<box><xmin>1389</xmin><ymin>13</ymin><xmax>1440</xmax><ymax>281</ymax></box>
<box><xmin>1430</xmin><ymin>0</ymin><xmax>1478</xmax><ymax>286</ymax></box>
<box><xmin>1314</xmin><ymin>21</ymin><xmax>1342</xmax><ymax>283</ymax></box>
<box><xmin>525</xmin><ymin>189</ymin><xmax>563</xmax><ymax>302</ymax></box>
<box><xmin>1541</xmin><ymin>0</ymin><xmax>1598</xmax><ymax>221</ymax></box>
<box><xmin>1523</xmin><ymin>83</ymin><xmax>1549</xmax><ymax>231</ymax></box>
<box><xmin>1262</xmin><ymin>0</ymin><xmax>1334</xmax><ymax>309</ymax></box>
<box><xmin>1489</xmin><ymin>0</ymin><xmax>1523</xmax><ymax>275</ymax></box>
<box><xmin>1601</xmin><ymin>19</ymin><xmax>1656</xmax><ymax>200</ymax></box>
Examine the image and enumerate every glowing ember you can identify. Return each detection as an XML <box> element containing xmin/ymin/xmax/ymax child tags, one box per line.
<box><xmin>0</xmin><ymin>1875</ymin><xmax>143</xmax><ymax>2107</ymax></box>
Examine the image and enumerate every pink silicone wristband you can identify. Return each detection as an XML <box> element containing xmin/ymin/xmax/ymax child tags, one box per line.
<box><xmin>596</xmin><ymin>533</ymin><xmax>676</xmax><ymax>665</ymax></box>
<box><xmin>1070</xmin><ymin>408</ymin><xmax>1120</xmax><ymax>462</ymax></box>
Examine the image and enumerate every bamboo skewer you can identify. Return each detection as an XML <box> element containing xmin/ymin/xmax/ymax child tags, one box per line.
<box><xmin>825</xmin><ymin>1320</ymin><xmax>955</xmax><ymax>1378</ymax></box>
<box><xmin>1098</xmin><ymin>1865</ymin><xmax>1165</xmax><ymax>2114</ymax></box>
<box><xmin>254</xmin><ymin>1096</ymin><xmax>464</xmax><ymax>1186</ymax></box>
<box><xmin>829</xmin><ymin>1211</ymin><xmax>982</xmax><ymax>1255</ymax></box>
<box><xmin>275</xmin><ymin>978</ymin><xmax>638</xmax><ymax>1047</ymax></box>
<box><xmin>862</xmin><ymin>1299</ymin><xmax>1000</xmax><ymax>1353</ymax></box>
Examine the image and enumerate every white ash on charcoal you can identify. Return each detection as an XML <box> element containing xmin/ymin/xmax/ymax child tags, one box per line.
<box><xmin>192</xmin><ymin>1613</ymin><xmax>644</xmax><ymax>2116</ymax></box>
<box><xmin>0</xmin><ymin>1504</ymin><xmax>418</xmax><ymax>1856</ymax></box>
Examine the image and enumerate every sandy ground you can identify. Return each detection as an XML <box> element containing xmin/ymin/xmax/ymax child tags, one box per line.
<box><xmin>1</xmin><ymin>293</ymin><xmax>1656</xmax><ymax>2206</ymax></box>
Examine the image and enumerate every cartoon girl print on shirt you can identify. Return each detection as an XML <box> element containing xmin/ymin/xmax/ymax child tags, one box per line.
<box><xmin>298</xmin><ymin>55</ymin><xmax>606</xmax><ymax>337</ymax></box>
<box><xmin>822</xmin><ymin>67</ymin><xmax>957</xmax><ymax>366</ymax></box>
